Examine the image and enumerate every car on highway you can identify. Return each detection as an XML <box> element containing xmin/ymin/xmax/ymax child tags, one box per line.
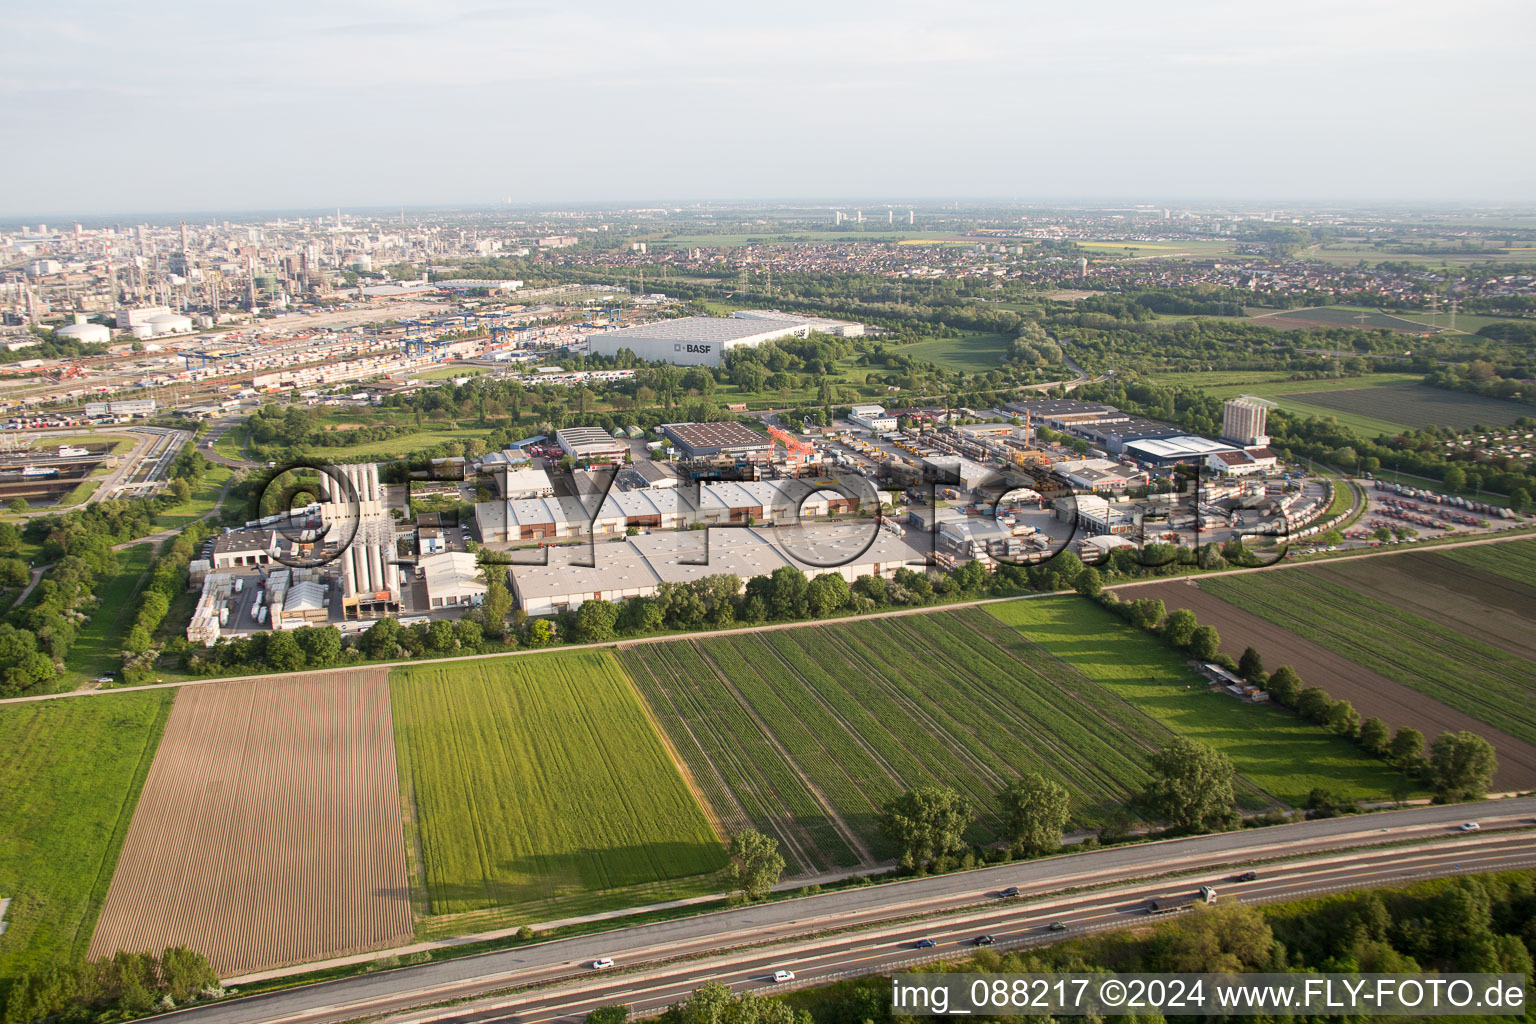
<box><xmin>914</xmin><ymin>938</ymin><xmax>937</xmax><ymax>949</ymax></box>
<box><xmin>772</xmin><ymin>970</ymin><xmax>796</xmax><ymax>983</ymax></box>
<box><xmin>590</xmin><ymin>957</ymin><xmax>615</xmax><ymax>970</ymax></box>
<box><xmin>1047</xmin><ymin>922</ymin><xmax>1068</xmax><ymax>932</ymax></box>
<box><xmin>1459</xmin><ymin>822</ymin><xmax>1481</xmax><ymax>832</ymax></box>
<box><xmin>1235</xmin><ymin>870</ymin><xmax>1258</xmax><ymax>882</ymax></box>
<box><xmin>998</xmin><ymin>886</ymin><xmax>1021</xmax><ymax>898</ymax></box>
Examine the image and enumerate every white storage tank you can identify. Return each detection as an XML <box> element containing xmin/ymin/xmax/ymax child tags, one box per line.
<box><xmin>57</xmin><ymin>321</ymin><xmax>112</xmax><ymax>345</ymax></box>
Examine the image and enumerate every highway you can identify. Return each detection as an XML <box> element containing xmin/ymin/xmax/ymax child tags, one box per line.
<box><xmin>157</xmin><ymin>798</ymin><xmax>1536</xmax><ymax>1024</ymax></box>
<box><xmin>404</xmin><ymin>834</ymin><xmax>1536</xmax><ymax>1024</ymax></box>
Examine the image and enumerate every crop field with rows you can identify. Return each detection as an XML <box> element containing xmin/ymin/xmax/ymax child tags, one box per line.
<box><xmin>88</xmin><ymin>672</ymin><xmax>411</xmax><ymax>977</ymax></box>
<box><xmin>987</xmin><ymin>596</ymin><xmax>1409</xmax><ymax>806</ymax></box>
<box><xmin>391</xmin><ymin>652</ymin><xmax>727</xmax><ymax>934</ymax></box>
<box><xmin>1203</xmin><ymin>566</ymin><xmax>1536</xmax><ymax>749</ymax></box>
<box><xmin>620</xmin><ymin>608</ymin><xmax>1173</xmax><ymax>874</ymax></box>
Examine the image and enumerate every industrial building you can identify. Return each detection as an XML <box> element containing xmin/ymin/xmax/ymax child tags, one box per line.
<box><xmin>57</xmin><ymin>320</ymin><xmax>111</xmax><ymax>345</ymax></box>
<box><xmin>475</xmin><ymin>477</ymin><xmax>859</xmax><ymax>544</ymax></box>
<box><xmin>586</xmin><ymin>311</ymin><xmax>863</xmax><ymax>367</ymax></box>
<box><xmin>1005</xmin><ymin>399</ymin><xmax>1126</xmax><ymax>428</ymax></box>
<box><xmin>420</xmin><ymin>552</ymin><xmax>487</xmax><ymax>610</ymax></box>
<box><xmin>555</xmin><ymin>426</ymin><xmax>629</xmax><ymax>463</ymax></box>
<box><xmin>660</xmin><ymin>421</ymin><xmax>772</xmax><ymax>461</ymax></box>
<box><xmin>316</xmin><ymin>463</ymin><xmax>400</xmax><ymax>618</ymax></box>
<box><xmin>1221</xmin><ymin>398</ymin><xmax>1270</xmax><ymax>447</ymax></box>
<box><xmin>849</xmin><ymin>404</ymin><xmax>898</xmax><ymax>432</ymax></box>
<box><xmin>85</xmin><ymin>398</ymin><xmax>157</xmax><ymax>419</ymax></box>
<box><xmin>1052</xmin><ymin>457</ymin><xmax>1143</xmax><ymax>492</ymax></box>
<box><xmin>508</xmin><ymin>524</ymin><xmax>920</xmax><ymax>616</ymax></box>
<box><xmin>1122</xmin><ymin>435</ymin><xmax>1238</xmax><ymax>468</ymax></box>
<box><xmin>498</xmin><ymin>467</ymin><xmax>556</xmax><ymax>500</ymax></box>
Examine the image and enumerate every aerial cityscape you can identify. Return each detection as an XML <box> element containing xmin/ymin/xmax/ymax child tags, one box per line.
<box><xmin>1</xmin><ymin>3</ymin><xmax>1534</xmax><ymax>1024</ymax></box>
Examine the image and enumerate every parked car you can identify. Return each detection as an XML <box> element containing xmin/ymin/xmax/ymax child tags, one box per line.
<box><xmin>914</xmin><ymin>938</ymin><xmax>937</xmax><ymax>949</ymax></box>
<box><xmin>590</xmin><ymin>957</ymin><xmax>615</xmax><ymax>970</ymax></box>
<box><xmin>772</xmin><ymin>970</ymin><xmax>796</xmax><ymax>983</ymax></box>
<box><xmin>1459</xmin><ymin>822</ymin><xmax>1481</xmax><ymax>832</ymax></box>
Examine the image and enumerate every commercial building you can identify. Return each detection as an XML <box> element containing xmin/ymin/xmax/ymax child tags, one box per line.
<box><xmin>587</xmin><ymin>311</ymin><xmax>863</xmax><ymax>367</ymax></box>
<box><xmin>660</xmin><ymin>421</ymin><xmax>772</xmax><ymax>461</ymax></box>
<box><xmin>1221</xmin><ymin>398</ymin><xmax>1270</xmax><ymax>447</ymax></box>
<box><xmin>555</xmin><ymin>426</ymin><xmax>629</xmax><ymax>463</ymax></box>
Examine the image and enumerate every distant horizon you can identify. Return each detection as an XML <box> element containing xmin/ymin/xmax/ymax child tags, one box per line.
<box><xmin>8</xmin><ymin>196</ymin><xmax>1536</xmax><ymax>229</ymax></box>
<box><xmin>3</xmin><ymin>0</ymin><xmax>1533</xmax><ymax>216</ymax></box>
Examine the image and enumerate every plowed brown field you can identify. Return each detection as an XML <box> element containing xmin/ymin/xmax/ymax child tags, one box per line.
<box><xmin>88</xmin><ymin>670</ymin><xmax>411</xmax><ymax>976</ymax></box>
<box><xmin>1129</xmin><ymin>580</ymin><xmax>1536</xmax><ymax>791</ymax></box>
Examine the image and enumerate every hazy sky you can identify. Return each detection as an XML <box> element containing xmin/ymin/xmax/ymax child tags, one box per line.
<box><xmin>4</xmin><ymin>0</ymin><xmax>1533</xmax><ymax>215</ymax></box>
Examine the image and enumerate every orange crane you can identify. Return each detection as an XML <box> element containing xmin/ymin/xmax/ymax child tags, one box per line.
<box><xmin>768</xmin><ymin>425</ymin><xmax>814</xmax><ymax>459</ymax></box>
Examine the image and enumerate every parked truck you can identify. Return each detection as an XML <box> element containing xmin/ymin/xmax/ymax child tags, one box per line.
<box><xmin>1145</xmin><ymin>885</ymin><xmax>1218</xmax><ymax>915</ymax></box>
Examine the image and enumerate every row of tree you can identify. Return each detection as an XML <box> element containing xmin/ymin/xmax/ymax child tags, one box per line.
<box><xmin>1</xmin><ymin>947</ymin><xmax>220</xmax><ymax>1024</ymax></box>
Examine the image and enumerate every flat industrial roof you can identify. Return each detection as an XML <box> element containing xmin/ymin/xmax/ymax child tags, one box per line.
<box><xmin>509</xmin><ymin>525</ymin><xmax>923</xmax><ymax>601</ymax></box>
<box><xmin>594</xmin><ymin>316</ymin><xmax>797</xmax><ymax>345</ymax></box>
<box><xmin>1125</xmin><ymin>435</ymin><xmax>1236</xmax><ymax>459</ymax></box>
<box><xmin>662</xmin><ymin>421</ymin><xmax>771</xmax><ymax>451</ymax></box>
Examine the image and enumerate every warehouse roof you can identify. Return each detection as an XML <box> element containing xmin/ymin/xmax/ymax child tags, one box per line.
<box><xmin>662</xmin><ymin>421</ymin><xmax>771</xmax><ymax>453</ymax></box>
<box><xmin>596</xmin><ymin>316</ymin><xmax>795</xmax><ymax>345</ymax></box>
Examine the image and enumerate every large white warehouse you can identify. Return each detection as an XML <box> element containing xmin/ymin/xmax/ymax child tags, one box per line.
<box><xmin>587</xmin><ymin>310</ymin><xmax>863</xmax><ymax>366</ymax></box>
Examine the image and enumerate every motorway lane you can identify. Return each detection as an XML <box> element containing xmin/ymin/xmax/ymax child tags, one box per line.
<box><xmin>161</xmin><ymin>800</ymin><xmax>1536</xmax><ymax>1024</ymax></box>
<box><xmin>393</xmin><ymin>835</ymin><xmax>1536</xmax><ymax>1024</ymax></box>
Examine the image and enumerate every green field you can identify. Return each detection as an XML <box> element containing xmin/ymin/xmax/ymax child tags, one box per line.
<box><xmin>304</xmin><ymin>426</ymin><xmax>498</xmax><ymax>459</ymax></box>
<box><xmin>390</xmin><ymin>653</ymin><xmax>727</xmax><ymax>933</ymax></box>
<box><xmin>0</xmin><ymin>691</ymin><xmax>173</xmax><ymax>981</ymax></box>
<box><xmin>1280</xmin><ymin>382</ymin><xmax>1528</xmax><ymax>433</ymax></box>
<box><xmin>1202</xmin><ymin>567</ymin><xmax>1536</xmax><ymax>747</ymax></box>
<box><xmin>1250</xmin><ymin>306</ymin><xmax>1438</xmax><ymax>334</ymax></box>
<box><xmin>986</xmin><ymin>597</ymin><xmax>1411</xmax><ymax>807</ymax></box>
<box><xmin>1438</xmin><ymin>538</ymin><xmax>1536</xmax><ymax>587</ymax></box>
<box><xmin>60</xmin><ymin>543</ymin><xmax>155</xmax><ymax>687</ymax></box>
<box><xmin>621</xmin><ymin>609</ymin><xmax>1171</xmax><ymax>874</ymax></box>
<box><xmin>1077</xmin><ymin>239</ymin><xmax>1237</xmax><ymax>258</ymax></box>
<box><xmin>898</xmin><ymin>332</ymin><xmax>1013</xmax><ymax>373</ymax></box>
<box><xmin>1299</xmin><ymin>243</ymin><xmax>1536</xmax><ymax>267</ymax></box>
<box><xmin>151</xmin><ymin>463</ymin><xmax>232</xmax><ymax>530</ymax></box>
<box><xmin>1149</xmin><ymin>372</ymin><xmax>1467</xmax><ymax>437</ymax></box>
